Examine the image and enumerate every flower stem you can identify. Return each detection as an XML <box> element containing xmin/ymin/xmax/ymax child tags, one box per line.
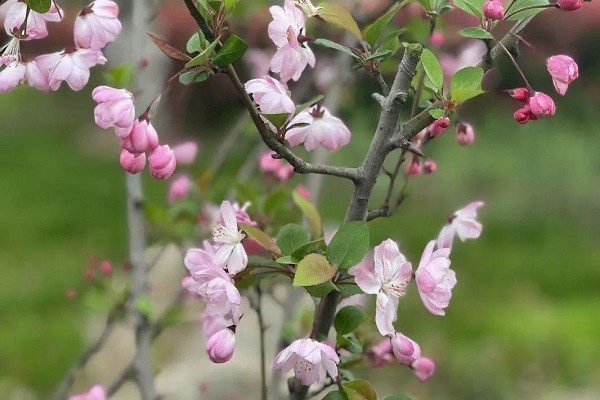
<box><xmin>497</xmin><ymin>40</ymin><xmax>533</xmax><ymax>92</ymax></box>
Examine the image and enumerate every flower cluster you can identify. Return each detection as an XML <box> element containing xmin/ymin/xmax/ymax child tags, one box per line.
<box><xmin>183</xmin><ymin>201</ymin><xmax>256</xmax><ymax>363</ymax></box>
<box><xmin>0</xmin><ymin>0</ymin><xmax>121</xmax><ymax>93</ymax></box>
<box><xmin>351</xmin><ymin>201</ymin><xmax>484</xmax><ymax>380</ymax></box>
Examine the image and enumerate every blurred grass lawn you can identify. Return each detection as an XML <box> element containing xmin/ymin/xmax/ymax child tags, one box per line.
<box><xmin>1</xmin><ymin>82</ymin><xmax>599</xmax><ymax>400</ymax></box>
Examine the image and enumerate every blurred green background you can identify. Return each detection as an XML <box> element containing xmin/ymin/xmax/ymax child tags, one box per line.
<box><xmin>1</xmin><ymin>1</ymin><xmax>599</xmax><ymax>399</ymax></box>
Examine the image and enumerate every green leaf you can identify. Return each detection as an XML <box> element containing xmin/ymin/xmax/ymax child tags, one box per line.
<box><xmin>334</xmin><ymin>305</ymin><xmax>368</xmax><ymax>335</ymax></box>
<box><xmin>327</xmin><ymin>222</ymin><xmax>370</xmax><ymax>270</ymax></box>
<box><xmin>213</xmin><ymin>33</ymin><xmax>248</xmax><ymax>66</ymax></box>
<box><xmin>223</xmin><ymin>0</ymin><xmax>239</xmax><ymax>13</ymax></box>
<box><xmin>384</xmin><ymin>396</ymin><xmax>414</xmax><ymax>400</ymax></box>
<box><xmin>317</xmin><ymin>3</ymin><xmax>363</xmax><ymax>40</ymax></box>
<box><xmin>505</xmin><ymin>0</ymin><xmax>550</xmax><ymax>20</ymax></box>
<box><xmin>429</xmin><ymin>108</ymin><xmax>445</xmax><ymax>119</ymax></box>
<box><xmin>295</xmin><ymin>94</ymin><xmax>325</xmax><ymax>115</ymax></box>
<box><xmin>337</xmin><ymin>282</ymin><xmax>364</xmax><ymax>297</ymax></box>
<box><xmin>420</xmin><ymin>48</ymin><xmax>444</xmax><ymax>93</ymax></box>
<box><xmin>337</xmin><ymin>335</ymin><xmax>363</xmax><ymax>354</ymax></box>
<box><xmin>324</xmin><ymin>391</ymin><xmax>349</xmax><ymax>400</ymax></box>
<box><xmin>460</xmin><ymin>27</ymin><xmax>494</xmax><ymax>40</ymax></box>
<box><xmin>262</xmin><ymin>113</ymin><xmax>290</xmax><ymax>129</ymax></box>
<box><xmin>185</xmin><ymin>36</ymin><xmax>220</xmax><ymax>68</ymax></box>
<box><xmin>291</xmin><ymin>239</ymin><xmax>326</xmax><ymax>260</ymax></box>
<box><xmin>343</xmin><ymin>380</ymin><xmax>378</xmax><ymax>400</ymax></box>
<box><xmin>25</xmin><ymin>0</ymin><xmax>51</xmax><ymax>13</ymax></box>
<box><xmin>363</xmin><ymin>1</ymin><xmax>407</xmax><ymax>47</ymax></box>
<box><xmin>305</xmin><ymin>281</ymin><xmax>338</xmax><ymax>297</ymax></box>
<box><xmin>275</xmin><ymin>255</ymin><xmax>300</xmax><ymax>265</ymax></box>
<box><xmin>314</xmin><ymin>39</ymin><xmax>360</xmax><ymax>59</ymax></box>
<box><xmin>379</xmin><ymin>29</ymin><xmax>405</xmax><ymax>57</ymax></box>
<box><xmin>450</xmin><ymin>66</ymin><xmax>485</xmax><ymax>104</ymax></box>
<box><xmin>196</xmin><ymin>0</ymin><xmax>213</xmax><ymax>22</ymax></box>
<box><xmin>363</xmin><ymin>49</ymin><xmax>393</xmax><ymax>62</ymax></box>
<box><xmin>186</xmin><ymin>32</ymin><xmax>202</xmax><ymax>54</ymax></box>
<box><xmin>292</xmin><ymin>191</ymin><xmax>322</xmax><ymax>239</ymax></box>
<box><xmin>293</xmin><ymin>254</ymin><xmax>337</xmax><ymax>287</ymax></box>
<box><xmin>276</xmin><ymin>224</ymin><xmax>310</xmax><ymax>256</ymax></box>
<box><xmin>239</xmin><ymin>224</ymin><xmax>283</xmax><ymax>257</ymax></box>
<box><xmin>453</xmin><ymin>0</ymin><xmax>485</xmax><ymax>17</ymax></box>
<box><xmin>178</xmin><ymin>68</ymin><xmax>209</xmax><ymax>85</ymax></box>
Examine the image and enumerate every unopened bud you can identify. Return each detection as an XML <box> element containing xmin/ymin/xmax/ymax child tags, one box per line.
<box><xmin>557</xmin><ymin>0</ymin><xmax>582</xmax><ymax>10</ymax></box>
<box><xmin>455</xmin><ymin>122</ymin><xmax>475</xmax><ymax>146</ymax></box>
<box><xmin>119</xmin><ymin>149</ymin><xmax>146</xmax><ymax>174</ymax></box>
<box><xmin>483</xmin><ymin>0</ymin><xmax>505</xmax><ymax>20</ymax></box>
<box><xmin>99</xmin><ymin>260</ymin><xmax>112</xmax><ymax>276</ymax></box>
<box><xmin>412</xmin><ymin>357</ymin><xmax>435</xmax><ymax>381</ymax></box>
<box><xmin>148</xmin><ymin>145</ymin><xmax>177</xmax><ymax>179</ymax></box>
<box><xmin>528</xmin><ymin>92</ymin><xmax>556</xmax><ymax>117</ymax></box>
<box><xmin>508</xmin><ymin>87</ymin><xmax>530</xmax><ymax>102</ymax></box>
<box><xmin>205</xmin><ymin>328</ymin><xmax>236</xmax><ymax>363</ymax></box>
<box><xmin>423</xmin><ymin>160</ymin><xmax>437</xmax><ymax>174</ymax></box>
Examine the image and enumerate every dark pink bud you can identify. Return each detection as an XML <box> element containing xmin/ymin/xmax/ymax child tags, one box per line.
<box><xmin>119</xmin><ymin>148</ymin><xmax>146</xmax><ymax>174</ymax></box>
<box><xmin>423</xmin><ymin>160</ymin><xmax>437</xmax><ymax>174</ymax></box>
<box><xmin>99</xmin><ymin>260</ymin><xmax>112</xmax><ymax>276</ymax></box>
<box><xmin>455</xmin><ymin>122</ymin><xmax>475</xmax><ymax>146</ymax></box>
<box><xmin>205</xmin><ymin>328</ymin><xmax>236</xmax><ymax>363</ymax></box>
<box><xmin>412</xmin><ymin>357</ymin><xmax>435</xmax><ymax>381</ymax></box>
<box><xmin>430</xmin><ymin>31</ymin><xmax>444</xmax><ymax>47</ymax></box>
<box><xmin>514</xmin><ymin>105</ymin><xmax>536</xmax><ymax>124</ymax></box>
<box><xmin>483</xmin><ymin>0</ymin><xmax>505</xmax><ymax>19</ymax></box>
<box><xmin>557</xmin><ymin>0</ymin><xmax>582</xmax><ymax>10</ymax></box>
<box><xmin>546</xmin><ymin>55</ymin><xmax>578</xmax><ymax>95</ymax></box>
<box><xmin>407</xmin><ymin>155</ymin><xmax>422</xmax><ymax>176</ymax></box>
<box><xmin>121</xmin><ymin>119</ymin><xmax>159</xmax><ymax>154</ymax></box>
<box><xmin>528</xmin><ymin>92</ymin><xmax>556</xmax><ymax>117</ymax></box>
<box><xmin>295</xmin><ymin>184</ymin><xmax>312</xmax><ymax>201</ymax></box>
<box><xmin>148</xmin><ymin>145</ymin><xmax>177</xmax><ymax>179</ymax></box>
<box><xmin>429</xmin><ymin>117</ymin><xmax>450</xmax><ymax>138</ymax></box>
<box><xmin>508</xmin><ymin>87</ymin><xmax>530</xmax><ymax>102</ymax></box>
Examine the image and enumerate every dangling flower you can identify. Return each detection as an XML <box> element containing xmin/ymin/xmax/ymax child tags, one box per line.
<box><xmin>436</xmin><ymin>201</ymin><xmax>484</xmax><ymax>249</ymax></box>
<box><xmin>34</xmin><ymin>48</ymin><xmax>107</xmax><ymax>91</ymax></box>
<box><xmin>273</xmin><ymin>338</ymin><xmax>340</xmax><ymax>386</ymax></box>
<box><xmin>148</xmin><ymin>145</ymin><xmax>177</xmax><ymax>179</ymax></box>
<box><xmin>212</xmin><ymin>201</ymin><xmax>248</xmax><ymax>275</ymax></box>
<box><xmin>205</xmin><ymin>327</ymin><xmax>236</xmax><ymax>363</ymax></box>
<box><xmin>546</xmin><ymin>55</ymin><xmax>579</xmax><ymax>96</ymax></box>
<box><xmin>3</xmin><ymin>0</ymin><xmax>63</xmax><ymax>40</ymax></box>
<box><xmin>92</xmin><ymin>86</ymin><xmax>136</xmax><ymax>136</ymax></box>
<box><xmin>68</xmin><ymin>385</ymin><xmax>106</xmax><ymax>400</ymax></box>
<box><xmin>415</xmin><ymin>240</ymin><xmax>455</xmax><ymax>316</ymax></box>
<box><xmin>286</xmin><ymin>104</ymin><xmax>351</xmax><ymax>151</ymax></box>
<box><xmin>244</xmin><ymin>76</ymin><xmax>295</xmax><ymax>114</ymax></box>
<box><xmin>74</xmin><ymin>0</ymin><xmax>122</xmax><ymax>50</ymax></box>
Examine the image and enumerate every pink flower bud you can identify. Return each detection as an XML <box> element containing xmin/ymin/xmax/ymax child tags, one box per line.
<box><xmin>172</xmin><ymin>141</ymin><xmax>199</xmax><ymax>165</ymax></box>
<box><xmin>148</xmin><ymin>145</ymin><xmax>176</xmax><ymax>179</ymax></box>
<box><xmin>557</xmin><ymin>0</ymin><xmax>582</xmax><ymax>11</ymax></box>
<box><xmin>259</xmin><ymin>151</ymin><xmax>294</xmax><ymax>181</ymax></box>
<box><xmin>119</xmin><ymin>149</ymin><xmax>146</xmax><ymax>174</ymax></box>
<box><xmin>407</xmin><ymin>155</ymin><xmax>422</xmax><ymax>176</ymax></box>
<box><xmin>546</xmin><ymin>55</ymin><xmax>578</xmax><ymax>95</ymax></box>
<box><xmin>168</xmin><ymin>175</ymin><xmax>192</xmax><ymax>203</ymax></box>
<box><xmin>430</xmin><ymin>31</ymin><xmax>444</xmax><ymax>47</ymax></box>
<box><xmin>483</xmin><ymin>0</ymin><xmax>505</xmax><ymax>20</ymax></box>
<box><xmin>528</xmin><ymin>92</ymin><xmax>556</xmax><ymax>117</ymax></box>
<box><xmin>429</xmin><ymin>117</ymin><xmax>450</xmax><ymax>138</ymax></box>
<box><xmin>508</xmin><ymin>87</ymin><xmax>530</xmax><ymax>102</ymax></box>
<box><xmin>455</xmin><ymin>122</ymin><xmax>475</xmax><ymax>146</ymax></box>
<box><xmin>99</xmin><ymin>260</ymin><xmax>112</xmax><ymax>276</ymax></box>
<box><xmin>84</xmin><ymin>267</ymin><xmax>95</xmax><ymax>283</ymax></box>
<box><xmin>423</xmin><ymin>160</ymin><xmax>437</xmax><ymax>174</ymax></box>
<box><xmin>412</xmin><ymin>357</ymin><xmax>435</xmax><ymax>381</ymax></box>
<box><xmin>205</xmin><ymin>328</ymin><xmax>236</xmax><ymax>363</ymax></box>
<box><xmin>121</xmin><ymin>119</ymin><xmax>159</xmax><ymax>154</ymax></box>
<box><xmin>295</xmin><ymin>184</ymin><xmax>312</xmax><ymax>201</ymax></box>
<box><xmin>513</xmin><ymin>105</ymin><xmax>536</xmax><ymax>124</ymax></box>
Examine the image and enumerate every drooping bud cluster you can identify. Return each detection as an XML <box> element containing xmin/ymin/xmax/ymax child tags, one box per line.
<box><xmin>510</xmin><ymin>88</ymin><xmax>556</xmax><ymax>124</ymax></box>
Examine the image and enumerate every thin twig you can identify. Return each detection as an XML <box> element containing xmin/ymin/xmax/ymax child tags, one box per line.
<box><xmin>250</xmin><ymin>287</ymin><xmax>268</xmax><ymax>400</ymax></box>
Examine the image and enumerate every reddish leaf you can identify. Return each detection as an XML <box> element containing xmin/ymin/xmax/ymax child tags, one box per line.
<box><xmin>147</xmin><ymin>32</ymin><xmax>191</xmax><ymax>62</ymax></box>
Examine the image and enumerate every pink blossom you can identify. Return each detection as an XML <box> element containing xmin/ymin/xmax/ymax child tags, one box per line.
<box><xmin>74</xmin><ymin>0</ymin><xmax>122</xmax><ymax>50</ymax></box>
<box><xmin>436</xmin><ymin>201</ymin><xmax>484</xmax><ymax>249</ymax></box>
<box><xmin>351</xmin><ymin>239</ymin><xmax>412</xmax><ymax>336</ymax></box>
<box><xmin>0</xmin><ymin>36</ymin><xmax>21</xmax><ymax>65</ymax></box>
<box><xmin>34</xmin><ymin>48</ymin><xmax>107</xmax><ymax>91</ymax></box>
<box><xmin>68</xmin><ymin>385</ymin><xmax>106</xmax><ymax>400</ymax></box>
<box><xmin>513</xmin><ymin>104</ymin><xmax>537</xmax><ymax>124</ymax></box>
<box><xmin>295</xmin><ymin>184</ymin><xmax>312</xmax><ymax>201</ymax></box>
<box><xmin>206</xmin><ymin>328</ymin><xmax>236</xmax><ymax>363</ymax></box>
<box><xmin>230</xmin><ymin>202</ymin><xmax>257</xmax><ymax>227</ymax></box>
<box><xmin>119</xmin><ymin>149</ymin><xmax>146</xmax><ymax>174</ymax></box>
<box><xmin>286</xmin><ymin>104</ymin><xmax>351</xmax><ymax>151</ymax></box>
<box><xmin>557</xmin><ymin>0</ymin><xmax>582</xmax><ymax>10</ymax></box>
<box><xmin>546</xmin><ymin>55</ymin><xmax>578</xmax><ymax>96</ymax></box>
<box><xmin>0</xmin><ymin>61</ymin><xmax>25</xmax><ymax>92</ymax></box>
<box><xmin>172</xmin><ymin>141</ymin><xmax>199</xmax><ymax>165</ymax></box>
<box><xmin>268</xmin><ymin>0</ymin><xmax>315</xmax><ymax>82</ymax></box>
<box><xmin>428</xmin><ymin>116</ymin><xmax>450</xmax><ymax>138</ymax></box>
<box><xmin>168</xmin><ymin>175</ymin><xmax>193</xmax><ymax>203</ymax></box>
<box><xmin>508</xmin><ymin>87</ymin><xmax>530</xmax><ymax>102</ymax></box>
<box><xmin>483</xmin><ymin>0</ymin><xmax>505</xmax><ymax>20</ymax></box>
<box><xmin>3</xmin><ymin>0</ymin><xmax>63</xmax><ymax>40</ymax></box>
<box><xmin>26</xmin><ymin>60</ymin><xmax>48</xmax><ymax>91</ymax></box>
<box><xmin>406</xmin><ymin>155</ymin><xmax>422</xmax><ymax>176</ymax></box>
<box><xmin>259</xmin><ymin>151</ymin><xmax>294</xmax><ymax>181</ymax></box>
<box><xmin>455</xmin><ymin>122</ymin><xmax>475</xmax><ymax>146</ymax></box>
<box><xmin>415</xmin><ymin>240</ymin><xmax>455</xmax><ymax>316</ymax></box>
<box><xmin>430</xmin><ymin>31</ymin><xmax>444</xmax><ymax>47</ymax></box>
<box><xmin>99</xmin><ymin>260</ymin><xmax>112</xmax><ymax>276</ymax></box>
<box><xmin>202</xmin><ymin>313</ymin><xmax>230</xmax><ymax>338</ymax></box>
<box><xmin>92</xmin><ymin>86</ymin><xmax>136</xmax><ymax>136</ymax></box>
<box><xmin>528</xmin><ymin>91</ymin><xmax>556</xmax><ymax>117</ymax></box>
<box><xmin>391</xmin><ymin>332</ymin><xmax>421</xmax><ymax>365</ymax></box>
<box><xmin>148</xmin><ymin>145</ymin><xmax>177</xmax><ymax>179</ymax></box>
<box><xmin>185</xmin><ymin>241</ymin><xmax>220</xmax><ymax>276</ymax></box>
<box><xmin>121</xmin><ymin>119</ymin><xmax>159</xmax><ymax>154</ymax></box>
<box><xmin>412</xmin><ymin>357</ymin><xmax>435</xmax><ymax>381</ymax></box>
<box><xmin>423</xmin><ymin>160</ymin><xmax>437</xmax><ymax>174</ymax></box>
<box><xmin>212</xmin><ymin>201</ymin><xmax>248</xmax><ymax>275</ymax></box>
<box><xmin>244</xmin><ymin>76</ymin><xmax>295</xmax><ymax>114</ymax></box>
<box><xmin>190</xmin><ymin>267</ymin><xmax>242</xmax><ymax>323</ymax></box>
<box><xmin>273</xmin><ymin>338</ymin><xmax>340</xmax><ymax>385</ymax></box>
<box><xmin>366</xmin><ymin>338</ymin><xmax>395</xmax><ymax>368</ymax></box>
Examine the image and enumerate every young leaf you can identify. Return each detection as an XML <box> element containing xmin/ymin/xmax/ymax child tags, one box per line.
<box><xmin>314</xmin><ymin>39</ymin><xmax>360</xmax><ymax>59</ymax></box>
<box><xmin>336</xmin><ymin>282</ymin><xmax>364</xmax><ymax>297</ymax></box>
<box><xmin>261</xmin><ymin>113</ymin><xmax>290</xmax><ymax>129</ymax></box>
<box><xmin>275</xmin><ymin>255</ymin><xmax>300</xmax><ymax>265</ymax></box>
<box><xmin>317</xmin><ymin>3</ymin><xmax>363</xmax><ymax>40</ymax></box>
<box><xmin>363</xmin><ymin>1</ymin><xmax>407</xmax><ymax>47</ymax></box>
<box><xmin>291</xmin><ymin>239</ymin><xmax>326</xmax><ymax>260</ymax></box>
<box><xmin>148</xmin><ymin>33</ymin><xmax>192</xmax><ymax>62</ymax></box>
<box><xmin>334</xmin><ymin>305</ymin><xmax>368</xmax><ymax>335</ymax></box>
<box><xmin>327</xmin><ymin>222</ymin><xmax>370</xmax><ymax>270</ymax></box>
<box><xmin>292</xmin><ymin>191</ymin><xmax>322</xmax><ymax>239</ymax></box>
<box><xmin>295</xmin><ymin>94</ymin><xmax>325</xmax><ymax>115</ymax></box>
<box><xmin>305</xmin><ymin>281</ymin><xmax>338</xmax><ymax>297</ymax></box>
<box><xmin>276</xmin><ymin>224</ymin><xmax>310</xmax><ymax>256</ymax></box>
<box><xmin>178</xmin><ymin>68</ymin><xmax>209</xmax><ymax>85</ymax></box>
<box><xmin>186</xmin><ymin>32</ymin><xmax>202</xmax><ymax>54</ymax></box>
<box><xmin>185</xmin><ymin>36</ymin><xmax>220</xmax><ymax>68</ymax></box>
<box><xmin>452</xmin><ymin>0</ymin><xmax>485</xmax><ymax>17</ymax></box>
<box><xmin>450</xmin><ymin>66</ymin><xmax>485</xmax><ymax>104</ymax></box>
<box><xmin>337</xmin><ymin>335</ymin><xmax>363</xmax><ymax>354</ymax></box>
<box><xmin>343</xmin><ymin>380</ymin><xmax>378</xmax><ymax>400</ymax></box>
<box><xmin>293</xmin><ymin>254</ymin><xmax>337</xmax><ymax>287</ymax></box>
<box><xmin>429</xmin><ymin>108</ymin><xmax>445</xmax><ymax>119</ymax></box>
<box><xmin>505</xmin><ymin>0</ymin><xmax>549</xmax><ymax>20</ymax></box>
<box><xmin>25</xmin><ymin>0</ymin><xmax>51</xmax><ymax>13</ymax></box>
<box><xmin>460</xmin><ymin>27</ymin><xmax>494</xmax><ymax>40</ymax></box>
<box><xmin>239</xmin><ymin>224</ymin><xmax>283</xmax><ymax>257</ymax></box>
<box><xmin>213</xmin><ymin>33</ymin><xmax>248</xmax><ymax>66</ymax></box>
<box><xmin>223</xmin><ymin>0</ymin><xmax>238</xmax><ymax>13</ymax></box>
<box><xmin>420</xmin><ymin>48</ymin><xmax>444</xmax><ymax>93</ymax></box>
<box><xmin>323</xmin><ymin>391</ymin><xmax>348</xmax><ymax>400</ymax></box>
